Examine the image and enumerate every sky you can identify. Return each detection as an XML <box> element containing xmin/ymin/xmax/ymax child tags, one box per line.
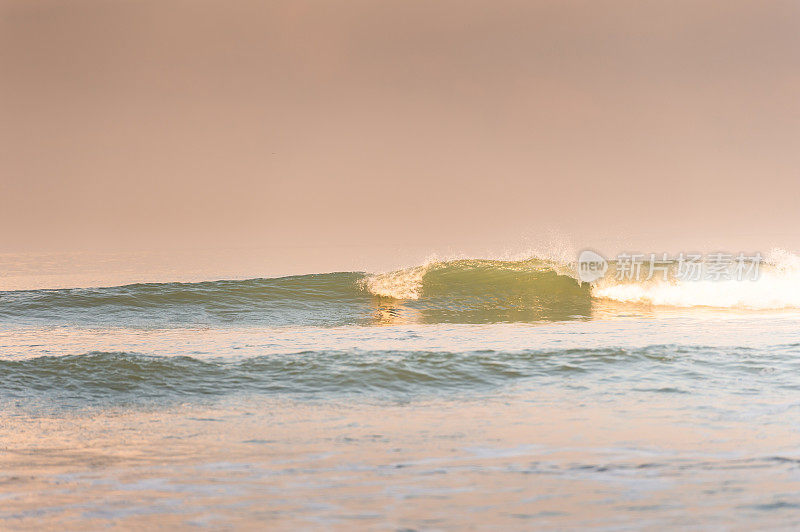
<box><xmin>2</xmin><ymin>0</ymin><xmax>799</xmax><ymax>272</ymax></box>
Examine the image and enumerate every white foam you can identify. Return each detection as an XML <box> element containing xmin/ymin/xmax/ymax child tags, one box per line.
<box><xmin>361</xmin><ymin>264</ymin><xmax>430</xmax><ymax>299</ymax></box>
<box><xmin>593</xmin><ymin>249</ymin><xmax>800</xmax><ymax>309</ymax></box>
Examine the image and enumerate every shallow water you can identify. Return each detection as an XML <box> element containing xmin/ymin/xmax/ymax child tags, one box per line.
<box><xmin>2</xmin><ymin>259</ymin><xmax>800</xmax><ymax>529</ymax></box>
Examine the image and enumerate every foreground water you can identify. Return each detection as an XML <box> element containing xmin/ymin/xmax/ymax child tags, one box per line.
<box><xmin>3</xmin><ymin>258</ymin><xmax>800</xmax><ymax>529</ymax></box>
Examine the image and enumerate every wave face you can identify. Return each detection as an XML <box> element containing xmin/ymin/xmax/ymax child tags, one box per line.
<box><xmin>0</xmin><ymin>259</ymin><xmax>591</xmax><ymax>326</ymax></box>
<box><xmin>362</xmin><ymin>259</ymin><xmax>591</xmax><ymax>323</ymax></box>
<box><xmin>3</xmin><ymin>250</ymin><xmax>800</xmax><ymax>328</ymax></box>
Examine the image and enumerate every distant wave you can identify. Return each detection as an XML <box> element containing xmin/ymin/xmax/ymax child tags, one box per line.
<box><xmin>0</xmin><ymin>259</ymin><xmax>590</xmax><ymax>326</ymax></box>
<box><xmin>2</xmin><ymin>250</ymin><xmax>800</xmax><ymax>327</ymax></box>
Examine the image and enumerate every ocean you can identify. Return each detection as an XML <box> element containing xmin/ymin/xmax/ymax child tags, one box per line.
<box><xmin>3</xmin><ymin>253</ymin><xmax>800</xmax><ymax>529</ymax></box>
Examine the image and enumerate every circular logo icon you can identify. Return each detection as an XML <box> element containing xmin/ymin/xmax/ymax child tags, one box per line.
<box><xmin>577</xmin><ymin>249</ymin><xmax>608</xmax><ymax>282</ymax></box>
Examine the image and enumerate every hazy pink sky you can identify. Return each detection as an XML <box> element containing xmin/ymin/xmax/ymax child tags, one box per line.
<box><xmin>2</xmin><ymin>0</ymin><xmax>799</xmax><ymax>264</ymax></box>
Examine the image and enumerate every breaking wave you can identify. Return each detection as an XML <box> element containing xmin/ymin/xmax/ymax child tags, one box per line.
<box><xmin>2</xmin><ymin>249</ymin><xmax>800</xmax><ymax>327</ymax></box>
<box><xmin>362</xmin><ymin>249</ymin><xmax>800</xmax><ymax>311</ymax></box>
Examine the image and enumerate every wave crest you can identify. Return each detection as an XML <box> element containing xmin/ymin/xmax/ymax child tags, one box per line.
<box><xmin>361</xmin><ymin>264</ymin><xmax>429</xmax><ymax>299</ymax></box>
<box><xmin>4</xmin><ymin>249</ymin><xmax>800</xmax><ymax>328</ymax></box>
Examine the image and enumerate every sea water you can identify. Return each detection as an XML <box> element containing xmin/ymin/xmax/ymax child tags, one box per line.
<box><xmin>2</xmin><ymin>254</ymin><xmax>800</xmax><ymax>528</ymax></box>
